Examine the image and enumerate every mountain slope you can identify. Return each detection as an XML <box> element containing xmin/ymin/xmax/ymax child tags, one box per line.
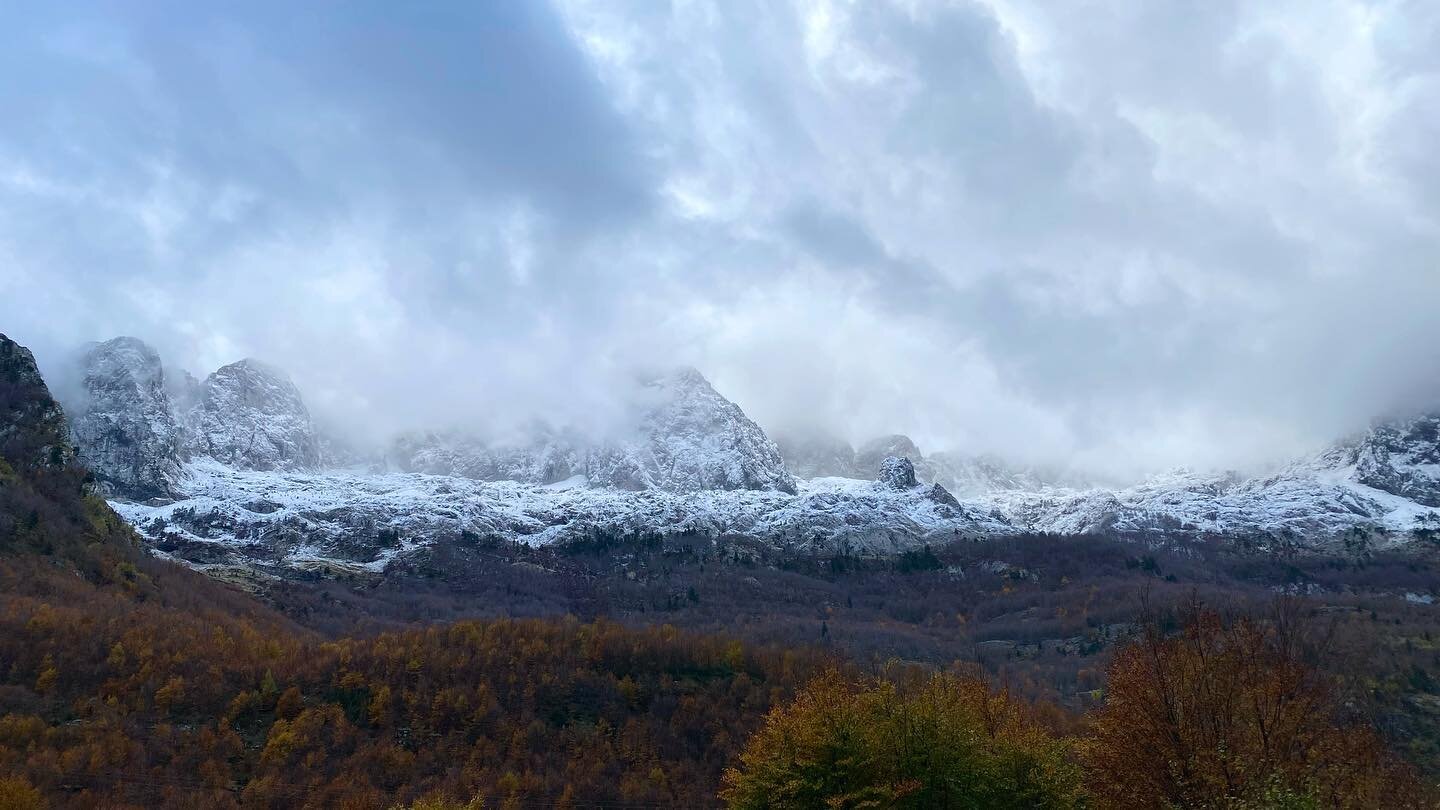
<box><xmin>1</xmin><ymin>332</ymin><xmax>118</xmax><ymax>561</ymax></box>
<box><xmin>111</xmin><ymin>457</ymin><xmax>1000</xmax><ymax>575</ymax></box>
<box><xmin>49</xmin><ymin>336</ymin><xmax>1440</xmax><ymax>580</ymax></box>
<box><xmin>1319</xmin><ymin>412</ymin><xmax>1440</xmax><ymax>507</ymax></box>
<box><xmin>586</xmin><ymin>367</ymin><xmax>797</xmax><ymax>494</ymax></box>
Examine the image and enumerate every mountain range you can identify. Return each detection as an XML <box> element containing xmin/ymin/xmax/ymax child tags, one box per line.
<box><xmin>50</xmin><ymin>336</ymin><xmax>1440</xmax><ymax>578</ymax></box>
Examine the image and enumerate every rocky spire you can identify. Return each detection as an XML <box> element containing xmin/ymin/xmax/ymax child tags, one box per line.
<box><xmin>878</xmin><ymin>455</ymin><xmax>918</xmax><ymax>489</ymax></box>
<box><xmin>586</xmin><ymin>367</ymin><xmax>797</xmax><ymax>493</ymax></box>
<box><xmin>186</xmin><ymin>359</ymin><xmax>320</xmax><ymax>471</ymax></box>
<box><xmin>70</xmin><ymin>337</ymin><xmax>183</xmax><ymax>500</ymax></box>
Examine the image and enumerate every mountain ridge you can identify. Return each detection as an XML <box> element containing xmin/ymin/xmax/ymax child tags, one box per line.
<box><xmin>43</xmin><ymin>336</ymin><xmax>1440</xmax><ymax>579</ymax></box>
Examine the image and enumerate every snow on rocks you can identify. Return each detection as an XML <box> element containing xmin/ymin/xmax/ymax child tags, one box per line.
<box><xmin>64</xmin><ymin>336</ymin><xmax>1440</xmax><ymax>577</ymax></box>
<box><xmin>185</xmin><ymin>359</ymin><xmax>321</xmax><ymax>472</ymax></box>
<box><xmin>113</xmin><ymin>459</ymin><xmax>1009</xmax><ymax>572</ymax></box>
<box><xmin>70</xmin><ymin>337</ymin><xmax>185</xmax><ymax>500</ymax></box>
<box><xmin>394</xmin><ymin>368</ymin><xmax>798</xmax><ymax>495</ymax></box>
<box><xmin>585</xmin><ymin>367</ymin><xmax>797</xmax><ymax>494</ymax></box>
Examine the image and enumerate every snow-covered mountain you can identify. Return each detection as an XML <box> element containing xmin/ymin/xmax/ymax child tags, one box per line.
<box><xmin>970</xmin><ymin>443</ymin><xmax>1440</xmax><ymax>546</ymax></box>
<box><xmin>67</xmin><ymin>342</ymin><xmax>321</xmax><ymax>497</ymax></box>
<box><xmin>586</xmin><ymin>367</ymin><xmax>796</xmax><ymax>494</ymax></box>
<box><xmin>111</xmin><ymin>459</ymin><xmax>1002</xmax><ymax>574</ymax></box>
<box><xmin>1319</xmin><ymin>412</ymin><xmax>1440</xmax><ymax>508</ymax></box>
<box><xmin>51</xmin><ymin>336</ymin><xmax>1440</xmax><ymax>579</ymax></box>
<box><xmin>390</xmin><ymin>368</ymin><xmax>796</xmax><ymax>494</ymax></box>
<box><xmin>70</xmin><ymin>337</ymin><xmax>185</xmax><ymax>500</ymax></box>
<box><xmin>776</xmin><ymin>423</ymin><xmax>1440</xmax><ymax>546</ymax></box>
<box><xmin>185</xmin><ymin>358</ymin><xmax>320</xmax><ymax>472</ymax></box>
<box><xmin>777</xmin><ymin>430</ymin><xmax>1079</xmax><ymax>497</ymax></box>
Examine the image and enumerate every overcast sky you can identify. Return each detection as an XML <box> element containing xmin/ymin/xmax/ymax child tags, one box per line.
<box><xmin>2</xmin><ymin>0</ymin><xmax>1438</xmax><ymax>478</ymax></box>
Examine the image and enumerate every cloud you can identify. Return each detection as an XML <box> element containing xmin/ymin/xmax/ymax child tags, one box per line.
<box><xmin>1</xmin><ymin>0</ymin><xmax>1437</xmax><ymax>479</ymax></box>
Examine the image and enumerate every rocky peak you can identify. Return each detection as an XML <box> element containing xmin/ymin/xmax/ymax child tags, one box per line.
<box><xmin>0</xmin><ymin>334</ymin><xmax>75</xmax><ymax>473</ymax></box>
<box><xmin>1321</xmin><ymin>411</ymin><xmax>1440</xmax><ymax>507</ymax></box>
<box><xmin>878</xmin><ymin>455</ymin><xmax>918</xmax><ymax>489</ymax></box>
<box><xmin>186</xmin><ymin>359</ymin><xmax>319</xmax><ymax>471</ymax></box>
<box><xmin>875</xmin><ymin>454</ymin><xmax>962</xmax><ymax>507</ymax></box>
<box><xmin>586</xmin><ymin>367</ymin><xmax>797</xmax><ymax>493</ymax></box>
<box><xmin>69</xmin><ymin>337</ymin><xmax>183</xmax><ymax>500</ymax></box>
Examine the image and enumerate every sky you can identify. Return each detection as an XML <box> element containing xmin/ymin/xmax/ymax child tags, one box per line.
<box><xmin>1</xmin><ymin>0</ymin><xmax>1438</xmax><ymax>479</ymax></box>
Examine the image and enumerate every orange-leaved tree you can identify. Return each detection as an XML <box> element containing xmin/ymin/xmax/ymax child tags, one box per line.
<box><xmin>1084</xmin><ymin>603</ymin><xmax>1432</xmax><ymax>809</ymax></box>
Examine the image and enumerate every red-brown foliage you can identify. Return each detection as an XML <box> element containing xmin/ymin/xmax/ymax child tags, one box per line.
<box><xmin>1083</xmin><ymin>602</ymin><xmax>1432</xmax><ymax>808</ymax></box>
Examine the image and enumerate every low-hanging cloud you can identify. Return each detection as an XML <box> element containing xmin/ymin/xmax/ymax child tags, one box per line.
<box><xmin>1</xmin><ymin>0</ymin><xmax>1437</xmax><ymax>479</ymax></box>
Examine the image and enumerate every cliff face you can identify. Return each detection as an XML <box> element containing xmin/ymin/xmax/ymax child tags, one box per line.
<box><xmin>586</xmin><ymin>368</ymin><xmax>797</xmax><ymax>494</ymax></box>
<box><xmin>70</xmin><ymin>337</ymin><xmax>184</xmax><ymax>500</ymax></box>
<box><xmin>0</xmin><ymin>334</ymin><xmax>74</xmax><ymax>475</ymax></box>
<box><xmin>185</xmin><ymin>359</ymin><xmax>321</xmax><ymax>472</ymax></box>
<box><xmin>59</xmin><ymin>338</ymin><xmax>329</xmax><ymax>498</ymax></box>
<box><xmin>1326</xmin><ymin>413</ymin><xmax>1440</xmax><ymax>508</ymax></box>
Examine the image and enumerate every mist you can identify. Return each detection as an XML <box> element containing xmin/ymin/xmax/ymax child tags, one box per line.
<box><xmin>2</xmin><ymin>0</ymin><xmax>1438</xmax><ymax>482</ymax></box>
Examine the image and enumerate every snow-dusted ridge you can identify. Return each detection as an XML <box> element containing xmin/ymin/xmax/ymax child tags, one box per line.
<box><xmin>63</xmin><ymin>336</ymin><xmax>1440</xmax><ymax>577</ymax></box>
<box><xmin>112</xmin><ymin>459</ymin><xmax>1002</xmax><ymax>573</ymax></box>
<box><xmin>974</xmin><ymin>464</ymin><xmax>1439</xmax><ymax>547</ymax></box>
<box><xmin>111</xmin><ymin>447</ymin><xmax>1440</xmax><ymax>577</ymax></box>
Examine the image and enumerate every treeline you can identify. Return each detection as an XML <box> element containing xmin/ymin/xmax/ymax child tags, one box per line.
<box><xmin>3</xmin><ymin>556</ymin><xmax>1434</xmax><ymax>808</ymax></box>
<box><xmin>723</xmin><ymin>602</ymin><xmax>1433</xmax><ymax>808</ymax></box>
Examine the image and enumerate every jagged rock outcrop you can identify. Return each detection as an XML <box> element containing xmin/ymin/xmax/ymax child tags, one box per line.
<box><xmin>586</xmin><ymin>368</ymin><xmax>797</xmax><ymax>494</ymax></box>
<box><xmin>69</xmin><ymin>337</ymin><xmax>183</xmax><ymax>500</ymax></box>
<box><xmin>879</xmin><ymin>455</ymin><xmax>918</xmax><ymax>489</ymax></box>
<box><xmin>855</xmin><ymin>434</ymin><xmax>954</xmax><ymax>486</ymax></box>
<box><xmin>185</xmin><ymin>359</ymin><xmax>320</xmax><ymax>471</ymax></box>
<box><xmin>0</xmin><ymin>334</ymin><xmax>75</xmax><ymax>473</ymax></box>
<box><xmin>877</xmin><ymin>454</ymin><xmax>962</xmax><ymax>508</ymax></box>
<box><xmin>1319</xmin><ymin>412</ymin><xmax>1440</xmax><ymax>507</ymax></box>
